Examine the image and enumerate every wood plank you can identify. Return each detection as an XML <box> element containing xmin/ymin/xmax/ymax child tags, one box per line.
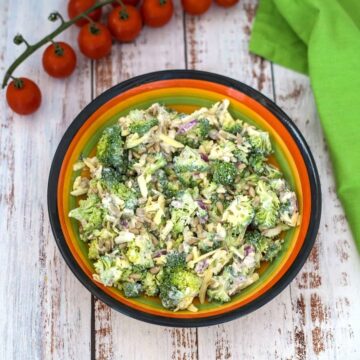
<box><xmin>0</xmin><ymin>1</ymin><xmax>92</xmax><ymax>359</ymax></box>
<box><xmin>2</xmin><ymin>0</ymin><xmax>360</xmax><ymax>359</ymax></box>
<box><xmin>185</xmin><ymin>0</ymin><xmax>272</xmax><ymax>98</ymax></box>
<box><xmin>184</xmin><ymin>1</ymin><xmax>299</xmax><ymax>359</ymax></box>
<box><xmin>273</xmin><ymin>65</ymin><xmax>360</xmax><ymax>359</ymax></box>
<box><xmin>93</xmin><ymin>3</ymin><xmax>198</xmax><ymax>360</ymax></box>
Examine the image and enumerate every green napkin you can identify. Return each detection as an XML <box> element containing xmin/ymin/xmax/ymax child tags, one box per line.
<box><xmin>249</xmin><ymin>0</ymin><xmax>360</xmax><ymax>252</ymax></box>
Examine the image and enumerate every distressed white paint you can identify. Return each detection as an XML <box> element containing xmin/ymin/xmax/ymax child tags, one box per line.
<box><xmin>273</xmin><ymin>65</ymin><xmax>360</xmax><ymax>360</ymax></box>
<box><xmin>92</xmin><ymin>3</ymin><xmax>198</xmax><ymax>360</ymax></box>
<box><xmin>0</xmin><ymin>1</ymin><xmax>91</xmax><ymax>359</ymax></box>
<box><xmin>1</xmin><ymin>0</ymin><xmax>360</xmax><ymax>359</ymax></box>
<box><xmin>185</xmin><ymin>2</ymin><xmax>295</xmax><ymax>359</ymax></box>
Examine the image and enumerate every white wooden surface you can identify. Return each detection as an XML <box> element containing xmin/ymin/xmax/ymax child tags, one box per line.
<box><xmin>1</xmin><ymin>1</ymin><xmax>360</xmax><ymax>359</ymax></box>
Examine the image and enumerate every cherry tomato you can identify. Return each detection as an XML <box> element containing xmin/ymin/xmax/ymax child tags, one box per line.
<box><xmin>108</xmin><ymin>5</ymin><xmax>142</xmax><ymax>42</ymax></box>
<box><xmin>78</xmin><ymin>22</ymin><xmax>112</xmax><ymax>60</ymax></box>
<box><xmin>181</xmin><ymin>0</ymin><xmax>211</xmax><ymax>15</ymax></box>
<box><xmin>6</xmin><ymin>78</ymin><xmax>41</xmax><ymax>115</ymax></box>
<box><xmin>42</xmin><ymin>42</ymin><xmax>77</xmax><ymax>78</ymax></box>
<box><xmin>112</xmin><ymin>0</ymin><xmax>140</xmax><ymax>7</ymax></box>
<box><xmin>141</xmin><ymin>0</ymin><xmax>174</xmax><ymax>28</ymax></box>
<box><xmin>68</xmin><ymin>0</ymin><xmax>102</xmax><ymax>27</ymax></box>
<box><xmin>215</xmin><ymin>0</ymin><xmax>239</xmax><ymax>7</ymax></box>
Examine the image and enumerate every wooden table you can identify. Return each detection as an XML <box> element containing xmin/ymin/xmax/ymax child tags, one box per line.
<box><xmin>1</xmin><ymin>1</ymin><xmax>360</xmax><ymax>359</ymax></box>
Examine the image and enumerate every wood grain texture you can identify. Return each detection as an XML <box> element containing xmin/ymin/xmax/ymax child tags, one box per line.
<box><xmin>0</xmin><ymin>1</ymin><xmax>91</xmax><ymax>359</ymax></box>
<box><xmin>185</xmin><ymin>2</ymin><xmax>297</xmax><ymax>359</ymax></box>
<box><xmin>93</xmin><ymin>3</ymin><xmax>198</xmax><ymax>360</ymax></box>
<box><xmin>1</xmin><ymin>0</ymin><xmax>360</xmax><ymax>359</ymax></box>
<box><xmin>273</xmin><ymin>65</ymin><xmax>360</xmax><ymax>359</ymax></box>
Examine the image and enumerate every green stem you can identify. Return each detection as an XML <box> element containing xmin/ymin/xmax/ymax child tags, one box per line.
<box><xmin>2</xmin><ymin>0</ymin><xmax>114</xmax><ymax>89</ymax></box>
<box><xmin>115</xmin><ymin>0</ymin><xmax>128</xmax><ymax>19</ymax></box>
<box><xmin>81</xmin><ymin>14</ymin><xmax>100</xmax><ymax>34</ymax></box>
<box><xmin>9</xmin><ymin>75</ymin><xmax>23</xmax><ymax>89</ymax></box>
<box><xmin>22</xmin><ymin>38</ymin><xmax>30</xmax><ymax>48</ymax></box>
<box><xmin>50</xmin><ymin>40</ymin><xmax>64</xmax><ymax>56</ymax></box>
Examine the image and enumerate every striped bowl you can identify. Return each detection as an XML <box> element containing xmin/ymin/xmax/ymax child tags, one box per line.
<box><xmin>48</xmin><ymin>70</ymin><xmax>321</xmax><ymax>327</ymax></box>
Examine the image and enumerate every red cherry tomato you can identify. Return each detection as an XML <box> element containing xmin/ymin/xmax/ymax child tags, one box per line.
<box><xmin>6</xmin><ymin>78</ymin><xmax>41</xmax><ymax>115</ymax></box>
<box><xmin>42</xmin><ymin>42</ymin><xmax>77</xmax><ymax>78</ymax></box>
<box><xmin>68</xmin><ymin>0</ymin><xmax>102</xmax><ymax>27</ymax></box>
<box><xmin>141</xmin><ymin>0</ymin><xmax>174</xmax><ymax>28</ymax></box>
<box><xmin>112</xmin><ymin>0</ymin><xmax>140</xmax><ymax>7</ymax></box>
<box><xmin>78</xmin><ymin>22</ymin><xmax>112</xmax><ymax>60</ymax></box>
<box><xmin>215</xmin><ymin>0</ymin><xmax>239</xmax><ymax>7</ymax></box>
<box><xmin>181</xmin><ymin>0</ymin><xmax>211</xmax><ymax>15</ymax></box>
<box><xmin>108</xmin><ymin>5</ymin><xmax>142</xmax><ymax>42</ymax></box>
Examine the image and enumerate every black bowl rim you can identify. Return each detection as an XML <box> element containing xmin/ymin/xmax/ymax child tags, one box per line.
<box><xmin>48</xmin><ymin>69</ymin><xmax>321</xmax><ymax>328</ymax></box>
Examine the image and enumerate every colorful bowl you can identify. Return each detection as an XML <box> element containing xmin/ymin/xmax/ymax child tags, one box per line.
<box><xmin>48</xmin><ymin>70</ymin><xmax>321</xmax><ymax>327</ymax></box>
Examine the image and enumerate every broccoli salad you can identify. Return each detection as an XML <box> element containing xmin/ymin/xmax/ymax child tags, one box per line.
<box><xmin>69</xmin><ymin>99</ymin><xmax>299</xmax><ymax>311</ymax></box>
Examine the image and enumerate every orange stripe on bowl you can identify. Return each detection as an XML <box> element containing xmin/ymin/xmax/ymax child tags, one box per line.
<box><xmin>57</xmin><ymin>79</ymin><xmax>311</xmax><ymax>318</ymax></box>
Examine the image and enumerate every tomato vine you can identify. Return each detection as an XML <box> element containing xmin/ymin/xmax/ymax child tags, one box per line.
<box><xmin>1</xmin><ymin>0</ymin><xmax>115</xmax><ymax>89</ymax></box>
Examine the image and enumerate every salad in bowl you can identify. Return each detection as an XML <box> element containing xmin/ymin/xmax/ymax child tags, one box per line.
<box><xmin>68</xmin><ymin>99</ymin><xmax>299</xmax><ymax>312</ymax></box>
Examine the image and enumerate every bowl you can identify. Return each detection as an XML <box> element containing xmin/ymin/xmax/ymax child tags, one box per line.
<box><xmin>48</xmin><ymin>70</ymin><xmax>321</xmax><ymax>327</ymax></box>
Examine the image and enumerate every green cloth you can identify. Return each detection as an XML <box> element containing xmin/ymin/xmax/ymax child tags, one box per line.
<box><xmin>250</xmin><ymin>0</ymin><xmax>360</xmax><ymax>252</ymax></box>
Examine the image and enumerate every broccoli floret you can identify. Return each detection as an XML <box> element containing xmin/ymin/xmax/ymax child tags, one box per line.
<box><xmin>158</xmin><ymin>170</ymin><xmax>182</xmax><ymax>197</ymax></box>
<box><xmin>97</xmin><ymin>124</ymin><xmax>127</xmax><ymax>173</ymax></box>
<box><xmin>160</xmin><ymin>286</ymin><xmax>186</xmax><ymax>309</ymax></box>
<box><xmin>222</xmin><ymin>195</ymin><xmax>254</xmax><ymax>238</ymax></box>
<box><xmin>207</xmin><ymin>284</ymin><xmax>231</xmax><ymax>303</ymax></box>
<box><xmin>173</xmin><ymin>146</ymin><xmax>209</xmax><ymax>173</ymax></box>
<box><xmin>142</xmin><ymin>273</ymin><xmax>159</xmax><ymax>297</ymax></box>
<box><xmin>176</xmin><ymin>171</ymin><xmax>200</xmax><ymax>187</ymax></box>
<box><xmin>246</xmin><ymin>126</ymin><xmax>272</xmax><ymax>155</ymax></box>
<box><xmin>166</xmin><ymin>251</ymin><xmax>187</xmax><ymax>268</ymax></box>
<box><xmin>93</xmin><ymin>256</ymin><xmax>122</xmax><ymax>286</ymax></box>
<box><xmin>171</xmin><ymin>211</ymin><xmax>190</xmax><ymax>234</ymax></box>
<box><xmin>170</xmin><ymin>191</ymin><xmax>198</xmax><ymax>234</ymax></box>
<box><xmin>263</xmin><ymin>239</ymin><xmax>283</xmax><ymax>261</ymax></box>
<box><xmin>157</xmin><ymin>169</ymin><xmax>167</xmax><ymax>187</ymax></box>
<box><xmin>99</xmin><ymin>167</ymin><xmax>138</xmax><ymax>209</ymax></box>
<box><xmin>101</xmin><ymin>167</ymin><xmax>123</xmax><ymax>185</ymax></box>
<box><xmin>115</xmin><ymin>185</ymin><xmax>138</xmax><ymax>209</ymax></box>
<box><xmin>201</xmin><ymin>182</ymin><xmax>218</xmax><ymax>200</ymax></box>
<box><xmin>144</xmin><ymin>153</ymin><xmax>167</xmax><ymax>176</ymax></box>
<box><xmin>269</xmin><ymin>178</ymin><xmax>287</xmax><ymax>194</ymax></box>
<box><xmin>254</xmin><ymin>180</ymin><xmax>280</xmax><ymax>229</ymax></box>
<box><xmin>206</xmin><ymin>266</ymin><xmax>234</xmax><ymax>303</ymax></box>
<box><xmin>208</xmin><ymin>140</ymin><xmax>237</xmax><ymax>162</ymax></box>
<box><xmin>175</xmin><ymin>119</ymin><xmax>210</xmax><ymax>148</ymax></box>
<box><xmin>248</xmin><ymin>153</ymin><xmax>266</xmax><ymax>174</ymax></box>
<box><xmin>166</xmin><ymin>182</ymin><xmax>182</xmax><ymax>197</ymax></box>
<box><xmin>103</xmin><ymin>179</ymin><xmax>138</xmax><ymax>210</ymax></box>
<box><xmin>126</xmin><ymin>235</ymin><xmax>154</xmax><ymax>268</ymax></box>
<box><xmin>198</xmin><ymin>234</ymin><xmax>222</xmax><ymax>253</ymax></box>
<box><xmin>171</xmin><ymin>270</ymin><xmax>201</xmax><ymax>294</ymax></box>
<box><xmin>222</xmin><ymin>118</ymin><xmax>243</xmax><ymax>134</ymax></box>
<box><xmin>244</xmin><ymin>231</ymin><xmax>268</xmax><ymax>252</ymax></box>
<box><xmin>159</xmin><ymin>252</ymin><xmax>201</xmax><ymax>310</ymax></box>
<box><xmin>88</xmin><ymin>239</ymin><xmax>100</xmax><ymax>260</ymax></box>
<box><xmin>207</xmin><ymin>260</ymin><xmax>260</xmax><ymax>302</ymax></box>
<box><xmin>69</xmin><ymin>194</ymin><xmax>104</xmax><ymax>240</ymax></box>
<box><xmin>264</xmin><ymin>164</ymin><xmax>282</xmax><ymax>179</ymax></box>
<box><xmin>212</xmin><ymin>161</ymin><xmax>237</xmax><ymax>185</ymax></box>
<box><xmin>123</xmin><ymin>282</ymin><xmax>142</xmax><ymax>298</ymax></box>
<box><xmin>223</xmin><ymin>196</ymin><xmax>254</xmax><ymax>246</ymax></box>
<box><xmin>129</xmin><ymin>118</ymin><xmax>159</xmax><ymax>136</ymax></box>
<box><xmin>119</xmin><ymin>264</ymin><xmax>144</xmax><ymax>283</ymax></box>
<box><xmin>244</xmin><ymin>231</ymin><xmax>283</xmax><ymax>262</ymax></box>
<box><xmin>233</xmin><ymin>146</ymin><xmax>250</xmax><ymax>164</ymax></box>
